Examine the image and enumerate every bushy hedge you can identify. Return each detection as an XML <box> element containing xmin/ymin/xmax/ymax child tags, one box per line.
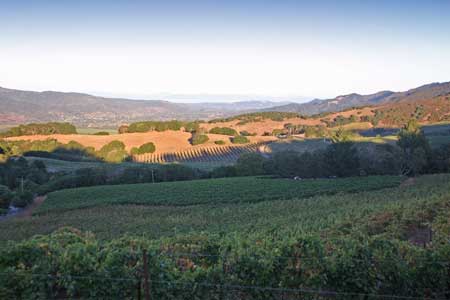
<box><xmin>130</xmin><ymin>142</ymin><xmax>156</xmax><ymax>155</ymax></box>
<box><xmin>0</xmin><ymin>122</ymin><xmax>77</xmax><ymax>137</ymax></box>
<box><xmin>230</xmin><ymin>136</ymin><xmax>249</xmax><ymax>144</ymax></box>
<box><xmin>209</xmin><ymin>127</ymin><xmax>238</xmax><ymax>136</ymax></box>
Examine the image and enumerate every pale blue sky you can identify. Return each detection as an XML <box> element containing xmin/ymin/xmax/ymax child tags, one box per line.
<box><xmin>1</xmin><ymin>0</ymin><xmax>449</xmax><ymax>101</ymax></box>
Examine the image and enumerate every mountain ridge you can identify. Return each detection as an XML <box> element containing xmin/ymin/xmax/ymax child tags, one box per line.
<box><xmin>1</xmin><ymin>81</ymin><xmax>450</xmax><ymax>127</ymax></box>
<box><xmin>262</xmin><ymin>82</ymin><xmax>450</xmax><ymax>115</ymax></box>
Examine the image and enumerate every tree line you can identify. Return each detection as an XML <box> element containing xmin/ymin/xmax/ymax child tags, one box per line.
<box><xmin>0</xmin><ymin>122</ymin><xmax>77</xmax><ymax>138</ymax></box>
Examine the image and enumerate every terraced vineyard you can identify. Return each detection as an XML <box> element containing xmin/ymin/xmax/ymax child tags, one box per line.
<box><xmin>132</xmin><ymin>142</ymin><xmax>267</xmax><ymax>163</ymax></box>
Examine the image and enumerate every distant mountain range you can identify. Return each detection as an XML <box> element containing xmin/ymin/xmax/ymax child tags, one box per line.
<box><xmin>1</xmin><ymin>81</ymin><xmax>449</xmax><ymax>128</ymax></box>
<box><xmin>0</xmin><ymin>87</ymin><xmax>289</xmax><ymax>127</ymax></box>
<box><xmin>263</xmin><ymin>82</ymin><xmax>450</xmax><ymax>115</ymax></box>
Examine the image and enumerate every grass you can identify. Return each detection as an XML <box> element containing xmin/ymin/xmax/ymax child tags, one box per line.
<box><xmin>0</xmin><ymin>174</ymin><xmax>447</xmax><ymax>243</ymax></box>
<box><xmin>36</xmin><ymin>175</ymin><xmax>403</xmax><ymax>214</ymax></box>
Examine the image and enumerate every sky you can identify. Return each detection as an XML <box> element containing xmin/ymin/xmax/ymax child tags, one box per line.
<box><xmin>1</xmin><ymin>0</ymin><xmax>450</xmax><ymax>102</ymax></box>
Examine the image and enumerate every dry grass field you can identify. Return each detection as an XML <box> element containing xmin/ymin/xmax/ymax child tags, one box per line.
<box><xmin>6</xmin><ymin>130</ymin><xmax>276</xmax><ymax>153</ymax></box>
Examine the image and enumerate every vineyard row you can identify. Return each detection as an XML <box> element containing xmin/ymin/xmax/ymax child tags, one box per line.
<box><xmin>132</xmin><ymin>142</ymin><xmax>268</xmax><ymax>163</ymax></box>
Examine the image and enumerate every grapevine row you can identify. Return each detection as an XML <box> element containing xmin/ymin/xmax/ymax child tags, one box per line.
<box><xmin>132</xmin><ymin>142</ymin><xmax>268</xmax><ymax>163</ymax></box>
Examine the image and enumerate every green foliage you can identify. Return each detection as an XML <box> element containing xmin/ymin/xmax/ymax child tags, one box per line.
<box><xmin>235</xmin><ymin>153</ymin><xmax>266</xmax><ymax>176</ymax></box>
<box><xmin>35</xmin><ymin>176</ymin><xmax>401</xmax><ymax>214</ymax></box>
<box><xmin>0</xmin><ymin>185</ymin><xmax>13</xmax><ymax>209</ymax></box>
<box><xmin>37</xmin><ymin>164</ymin><xmax>205</xmax><ymax>195</ymax></box>
<box><xmin>131</xmin><ymin>142</ymin><xmax>156</xmax><ymax>155</ymax></box>
<box><xmin>92</xmin><ymin>131</ymin><xmax>110</xmax><ymax>135</ymax></box>
<box><xmin>397</xmin><ymin>120</ymin><xmax>431</xmax><ymax>176</ymax></box>
<box><xmin>214</xmin><ymin>140</ymin><xmax>225</xmax><ymax>145</ymax></box>
<box><xmin>209</xmin><ymin>127</ymin><xmax>238</xmax><ymax>136</ymax></box>
<box><xmin>210</xmin><ymin>165</ymin><xmax>237</xmax><ymax>177</ymax></box>
<box><xmin>239</xmin><ymin>130</ymin><xmax>256</xmax><ymax>136</ymax></box>
<box><xmin>266</xmin><ymin>142</ymin><xmax>360</xmax><ymax>178</ymax></box>
<box><xmin>271</xmin><ymin>128</ymin><xmax>286</xmax><ymax>136</ymax></box>
<box><xmin>302</xmin><ymin>125</ymin><xmax>328</xmax><ymax>138</ymax></box>
<box><xmin>11</xmin><ymin>190</ymin><xmax>33</xmax><ymax>208</ymax></box>
<box><xmin>127</xmin><ymin>120</ymin><xmax>184</xmax><ymax>133</ymax></box>
<box><xmin>230</xmin><ymin>136</ymin><xmax>249</xmax><ymax>144</ymax></box>
<box><xmin>183</xmin><ymin>122</ymin><xmax>200</xmax><ymax>133</ymax></box>
<box><xmin>209</xmin><ymin>112</ymin><xmax>300</xmax><ymax>124</ymax></box>
<box><xmin>0</xmin><ymin>122</ymin><xmax>77</xmax><ymax>137</ymax></box>
<box><xmin>324</xmin><ymin>115</ymin><xmax>360</xmax><ymax>127</ymax></box>
<box><xmin>324</xmin><ymin>142</ymin><xmax>360</xmax><ymax>177</ymax></box>
<box><xmin>330</xmin><ymin>128</ymin><xmax>357</xmax><ymax>143</ymax></box>
<box><xmin>190</xmin><ymin>133</ymin><xmax>209</xmax><ymax>145</ymax></box>
<box><xmin>3</xmin><ymin>175</ymin><xmax>450</xmax><ymax>298</ymax></box>
<box><xmin>96</xmin><ymin>141</ymin><xmax>128</xmax><ymax>163</ymax></box>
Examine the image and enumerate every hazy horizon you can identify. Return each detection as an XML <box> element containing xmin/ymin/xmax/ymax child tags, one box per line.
<box><xmin>1</xmin><ymin>0</ymin><xmax>450</xmax><ymax>102</ymax></box>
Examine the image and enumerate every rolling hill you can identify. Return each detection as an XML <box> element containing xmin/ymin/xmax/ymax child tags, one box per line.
<box><xmin>0</xmin><ymin>87</ymin><xmax>287</xmax><ymax>127</ymax></box>
<box><xmin>264</xmin><ymin>81</ymin><xmax>450</xmax><ymax>115</ymax></box>
<box><xmin>1</xmin><ymin>81</ymin><xmax>449</xmax><ymax>128</ymax></box>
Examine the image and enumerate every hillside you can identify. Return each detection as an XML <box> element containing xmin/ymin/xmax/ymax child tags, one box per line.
<box><xmin>0</xmin><ymin>87</ymin><xmax>285</xmax><ymax>127</ymax></box>
<box><xmin>265</xmin><ymin>81</ymin><xmax>450</xmax><ymax>115</ymax></box>
<box><xmin>1</xmin><ymin>81</ymin><xmax>450</xmax><ymax>128</ymax></box>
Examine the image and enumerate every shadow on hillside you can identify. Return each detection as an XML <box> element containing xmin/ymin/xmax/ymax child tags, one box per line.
<box><xmin>132</xmin><ymin>143</ymin><xmax>267</xmax><ymax>164</ymax></box>
<box><xmin>23</xmin><ymin>147</ymin><xmax>101</xmax><ymax>162</ymax></box>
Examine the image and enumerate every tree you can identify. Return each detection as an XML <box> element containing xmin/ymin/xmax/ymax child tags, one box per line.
<box><xmin>118</xmin><ymin>125</ymin><xmax>129</xmax><ymax>134</ymax></box>
<box><xmin>397</xmin><ymin>119</ymin><xmax>431</xmax><ymax>176</ymax></box>
<box><xmin>97</xmin><ymin>141</ymin><xmax>128</xmax><ymax>163</ymax></box>
<box><xmin>190</xmin><ymin>133</ymin><xmax>209</xmax><ymax>145</ymax></box>
<box><xmin>324</xmin><ymin>142</ymin><xmax>360</xmax><ymax>177</ymax></box>
<box><xmin>209</xmin><ymin>127</ymin><xmax>238</xmax><ymax>136</ymax></box>
<box><xmin>235</xmin><ymin>153</ymin><xmax>266</xmax><ymax>176</ymax></box>
<box><xmin>0</xmin><ymin>185</ymin><xmax>13</xmax><ymax>209</ymax></box>
<box><xmin>330</xmin><ymin>128</ymin><xmax>354</xmax><ymax>143</ymax></box>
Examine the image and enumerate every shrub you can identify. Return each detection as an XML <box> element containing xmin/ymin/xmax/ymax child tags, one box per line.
<box><xmin>11</xmin><ymin>191</ymin><xmax>33</xmax><ymax>208</ymax></box>
<box><xmin>230</xmin><ymin>136</ymin><xmax>249</xmax><ymax>144</ymax></box>
<box><xmin>210</xmin><ymin>166</ymin><xmax>237</xmax><ymax>178</ymax></box>
<box><xmin>96</xmin><ymin>141</ymin><xmax>128</xmax><ymax>163</ymax></box>
<box><xmin>131</xmin><ymin>142</ymin><xmax>156</xmax><ymax>155</ymax></box>
<box><xmin>138</xmin><ymin>142</ymin><xmax>156</xmax><ymax>154</ymax></box>
<box><xmin>214</xmin><ymin>140</ymin><xmax>226</xmax><ymax>145</ymax></box>
<box><xmin>190</xmin><ymin>133</ymin><xmax>209</xmax><ymax>145</ymax></box>
<box><xmin>0</xmin><ymin>185</ymin><xmax>13</xmax><ymax>209</ymax></box>
<box><xmin>240</xmin><ymin>131</ymin><xmax>256</xmax><ymax>136</ymax></box>
<box><xmin>93</xmin><ymin>131</ymin><xmax>110</xmax><ymax>135</ymax></box>
<box><xmin>209</xmin><ymin>127</ymin><xmax>238</xmax><ymax>136</ymax></box>
<box><xmin>235</xmin><ymin>153</ymin><xmax>267</xmax><ymax>176</ymax></box>
<box><xmin>184</xmin><ymin>122</ymin><xmax>200</xmax><ymax>133</ymax></box>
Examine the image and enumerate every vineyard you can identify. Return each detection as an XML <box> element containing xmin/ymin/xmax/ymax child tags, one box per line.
<box><xmin>132</xmin><ymin>142</ymin><xmax>267</xmax><ymax>163</ymax></box>
<box><xmin>1</xmin><ymin>174</ymin><xmax>450</xmax><ymax>298</ymax></box>
<box><xmin>35</xmin><ymin>175</ymin><xmax>403</xmax><ymax>214</ymax></box>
